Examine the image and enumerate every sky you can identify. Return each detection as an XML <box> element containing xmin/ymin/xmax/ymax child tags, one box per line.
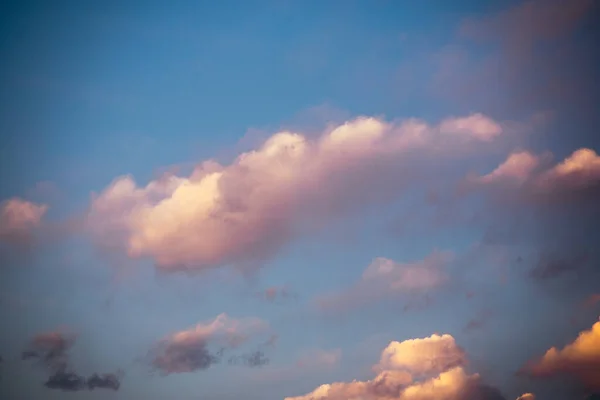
<box><xmin>0</xmin><ymin>1</ymin><xmax>599</xmax><ymax>399</ymax></box>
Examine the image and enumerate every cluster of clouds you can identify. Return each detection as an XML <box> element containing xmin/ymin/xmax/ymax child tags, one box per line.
<box><xmin>285</xmin><ymin>332</ymin><xmax>512</xmax><ymax>400</ymax></box>
<box><xmin>285</xmin><ymin>317</ymin><xmax>600</xmax><ymax>400</ymax></box>
<box><xmin>20</xmin><ymin>330</ymin><xmax>122</xmax><ymax>392</ymax></box>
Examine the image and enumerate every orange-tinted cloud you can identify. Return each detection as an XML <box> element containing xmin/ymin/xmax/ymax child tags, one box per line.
<box><xmin>0</xmin><ymin>198</ymin><xmax>48</xmax><ymax>243</ymax></box>
<box><xmin>285</xmin><ymin>333</ymin><xmax>504</xmax><ymax>400</ymax></box>
<box><xmin>317</xmin><ymin>251</ymin><xmax>452</xmax><ymax>312</ymax></box>
<box><xmin>87</xmin><ymin>114</ymin><xmax>502</xmax><ymax>271</ymax></box>
<box><xmin>523</xmin><ymin>318</ymin><xmax>600</xmax><ymax>390</ymax></box>
<box><xmin>515</xmin><ymin>394</ymin><xmax>535</xmax><ymax>400</ymax></box>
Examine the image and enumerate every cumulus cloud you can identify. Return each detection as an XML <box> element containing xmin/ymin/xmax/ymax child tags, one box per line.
<box><xmin>86</xmin><ymin>113</ymin><xmax>502</xmax><ymax>271</ymax></box>
<box><xmin>149</xmin><ymin>313</ymin><xmax>270</xmax><ymax>375</ymax></box>
<box><xmin>317</xmin><ymin>251</ymin><xmax>452</xmax><ymax>311</ymax></box>
<box><xmin>374</xmin><ymin>334</ymin><xmax>466</xmax><ymax>378</ymax></box>
<box><xmin>285</xmin><ymin>333</ymin><xmax>504</xmax><ymax>400</ymax></box>
<box><xmin>523</xmin><ymin>318</ymin><xmax>600</xmax><ymax>390</ymax></box>
<box><xmin>0</xmin><ymin>198</ymin><xmax>48</xmax><ymax>243</ymax></box>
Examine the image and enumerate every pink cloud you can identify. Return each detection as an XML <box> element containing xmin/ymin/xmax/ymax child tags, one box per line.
<box><xmin>522</xmin><ymin>318</ymin><xmax>600</xmax><ymax>390</ymax></box>
<box><xmin>87</xmin><ymin>114</ymin><xmax>502</xmax><ymax>272</ymax></box>
<box><xmin>438</xmin><ymin>113</ymin><xmax>502</xmax><ymax>142</ymax></box>
<box><xmin>469</xmin><ymin>148</ymin><xmax>600</xmax><ymax>200</ymax></box>
<box><xmin>0</xmin><ymin>198</ymin><xmax>48</xmax><ymax>243</ymax></box>
<box><xmin>316</xmin><ymin>251</ymin><xmax>452</xmax><ymax>312</ymax></box>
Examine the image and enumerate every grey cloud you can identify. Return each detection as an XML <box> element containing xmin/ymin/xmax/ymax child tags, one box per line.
<box><xmin>151</xmin><ymin>340</ymin><xmax>223</xmax><ymax>375</ymax></box>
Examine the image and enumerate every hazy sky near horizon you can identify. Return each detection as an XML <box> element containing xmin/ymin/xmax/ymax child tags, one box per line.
<box><xmin>1</xmin><ymin>1</ymin><xmax>599</xmax><ymax>400</ymax></box>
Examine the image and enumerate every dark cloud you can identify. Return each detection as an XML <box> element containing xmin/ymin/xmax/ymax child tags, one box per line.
<box><xmin>44</xmin><ymin>368</ymin><xmax>87</xmax><ymax>391</ymax></box>
<box><xmin>228</xmin><ymin>351</ymin><xmax>269</xmax><ymax>368</ymax></box>
<box><xmin>21</xmin><ymin>330</ymin><xmax>123</xmax><ymax>391</ymax></box>
<box><xmin>151</xmin><ymin>340</ymin><xmax>223</xmax><ymax>375</ymax></box>
<box><xmin>43</xmin><ymin>368</ymin><xmax>123</xmax><ymax>392</ymax></box>
<box><xmin>87</xmin><ymin>371</ymin><xmax>123</xmax><ymax>391</ymax></box>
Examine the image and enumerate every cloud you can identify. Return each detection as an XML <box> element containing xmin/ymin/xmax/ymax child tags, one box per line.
<box><xmin>317</xmin><ymin>251</ymin><xmax>452</xmax><ymax>312</ymax></box>
<box><xmin>374</xmin><ymin>334</ymin><xmax>466</xmax><ymax>378</ymax></box>
<box><xmin>285</xmin><ymin>333</ymin><xmax>504</xmax><ymax>400</ymax></box>
<box><xmin>43</xmin><ymin>368</ymin><xmax>123</xmax><ymax>392</ymax></box>
<box><xmin>470</xmin><ymin>148</ymin><xmax>600</xmax><ymax>196</ymax></box>
<box><xmin>0</xmin><ymin>198</ymin><xmax>48</xmax><ymax>243</ymax></box>
<box><xmin>86</xmin><ymin>114</ymin><xmax>502</xmax><ymax>272</ymax></box>
<box><xmin>515</xmin><ymin>394</ymin><xmax>535</xmax><ymax>400</ymax></box>
<box><xmin>86</xmin><ymin>371</ymin><xmax>123</xmax><ymax>390</ymax></box>
<box><xmin>44</xmin><ymin>368</ymin><xmax>87</xmax><ymax>391</ymax></box>
<box><xmin>21</xmin><ymin>331</ymin><xmax>76</xmax><ymax>371</ymax></box>
<box><xmin>21</xmin><ymin>330</ymin><xmax>124</xmax><ymax>391</ymax></box>
<box><xmin>228</xmin><ymin>351</ymin><xmax>270</xmax><ymax>368</ymax></box>
<box><xmin>522</xmin><ymin>318</ymin><xmax>600</xmax><ymax>390</ymax></box>
<box><xmin>149</xmin><ymin>313</ymin><xmax>270</xmax><ymax>375</ymax></box>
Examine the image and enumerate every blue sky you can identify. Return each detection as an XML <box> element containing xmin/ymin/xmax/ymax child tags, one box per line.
<box><xmin>1</xmin><ymin>1</ymin><xmax>599</xmax><ymax>400</ymax></box>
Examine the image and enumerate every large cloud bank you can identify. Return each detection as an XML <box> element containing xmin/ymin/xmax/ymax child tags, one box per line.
<box><xmin>87</xmin><ymin>114</ymin><xmax>502</xmax><ymax>271</ymax></box>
